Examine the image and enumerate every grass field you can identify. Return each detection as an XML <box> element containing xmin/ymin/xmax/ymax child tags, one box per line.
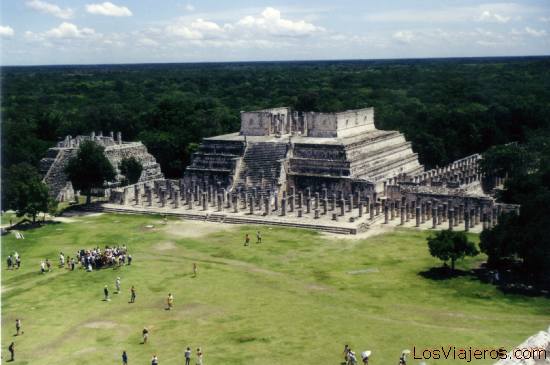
<box><xmin>1</xmin><ymin>212</ymin><xmax>549</xmax><ymax>365</ymax></box>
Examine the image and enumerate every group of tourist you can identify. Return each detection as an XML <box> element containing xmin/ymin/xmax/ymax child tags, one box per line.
<box><xmin>6</xmin><ymin>251</ymin><xmax>21</xmax><ymax>270</ymax></box>
<box><xmin>243</xmin><ymin>231</ymin><xmax>262</xmax><ymax>246</ymax></box>
<box><xmin>343</xmin><ymin>345</ymin><xmax>410</xmax><ymax>365</ymax></box>
<box><xmin>77</xmin><ymin>245</ymin><xmax>132</xmax><ymax>271</ymax></box>
<box><xmin>121</xmin><ymin>347</ymin><xmax>203</xmax><ymax>365</ymax></box>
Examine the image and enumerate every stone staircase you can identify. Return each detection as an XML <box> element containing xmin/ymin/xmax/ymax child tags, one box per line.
<box><xmin>236</xmin><ymin>142</ymin><xmax>289</xmax><ymax>193</ymax></box>
<box><xmin>41</xmin><ymin>148</ymin><xmax>76</xmax><ymax>200</ymax></box>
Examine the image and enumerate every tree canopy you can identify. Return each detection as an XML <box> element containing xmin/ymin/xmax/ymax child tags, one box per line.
<box><xmin>2</xmin><ymin>163</ymin><xmax>55</xmax><ymax>222</ymax></box>
<box><xmin>65</xmin><ymin>141</ymin><xmax>116</xmax><ymax>203</ymax></box>
<box><xmin>427</xmin><ymin>230</ymin><xmax>479</xmax><ymax>272</ymax></box>
<box><xmin>119</xmin><ymin>156</ymin><xmax>143</xmax><ymax>186</ymax></box>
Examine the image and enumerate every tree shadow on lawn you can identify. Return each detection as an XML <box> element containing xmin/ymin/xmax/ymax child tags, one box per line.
<box><xmin>8</xmin><ymin>219</ymin><xmax>61</xmax><ymax>232</ymax></box>
<box><xmin>418</xmin><ymin>266</ymin><xmax>471</xmax><ymax>280</ymax></box>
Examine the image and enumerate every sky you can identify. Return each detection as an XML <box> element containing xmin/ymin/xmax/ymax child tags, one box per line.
<box><xmin>1</xmin><ymin>0</ymin><xmax>549</xmax><ymax>65</ymax></box>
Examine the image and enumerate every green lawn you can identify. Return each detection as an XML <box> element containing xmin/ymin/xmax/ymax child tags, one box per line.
<box><xmin>1</xmin><ymin>213</ymin><xmax>548</xmax><ymax>365</ymax></box>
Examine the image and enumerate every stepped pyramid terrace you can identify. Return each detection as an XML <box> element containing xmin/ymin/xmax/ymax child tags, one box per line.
<box><xmin>100</xmin><ymin>107</ymin><xmax>517</xmax><ymax>234</ymax></box>
<box><xmin>40</xmin><ymin>131</ymin><xmax>163</xmax><ymax>201</ymax></box>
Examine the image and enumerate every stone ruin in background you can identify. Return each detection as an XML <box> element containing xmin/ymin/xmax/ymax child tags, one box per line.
<box><xmin>105</xmin><ymin>107</ymin><xmax>517</xmax><ymax>234</ymax></box>
<box><xmin>40</xmin><ymin>131</ymin><xmax>164</xmax><ymax>201</ymax></box>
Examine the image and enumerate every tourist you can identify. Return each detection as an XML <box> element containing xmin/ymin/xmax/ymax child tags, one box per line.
<box><xmin>244</xmin><ymin>233</ymin><xmax>250</xmax><ymax>246</ymax></box>
<box><xmin>59</xmin><ymin>252</ymin><xmax>65</xmax><ymax>268</ymax></box>
<box><xmin>40</xmin><ymin>261</ymin><xmax>46</xmax><ymax>274</ymax></box>
<box><xmin>7</xmin><ymin>255</ymin><xmax>13</xmax><ymax>270</ymax></box>
<box><xmin>361</xmin><ymin>350</ymin><xmax>371</xmax><ymax>365</ymax></box>
<box><xmin>115</xmin><ymin>277</ymin><xmax>121</xmax><ymax>293</ymax></box>
<box><xmin>15</xmin><ymin>319</ymin><xmax>21</xmax><ymax>336</ymax></box>
<box><xmin>122</xmin><ymin>350</ymin><xmax>128</xmax><ymax>365</ymax></box>
<box><xmin>70</xmin><ymin>257</ymin><xmax>75</xmax><ymax>271</ymax></box>
<box><xmin>151</xmin><ymin>354</ymin><xmax>159</xmax><ymax>365</ymax></box>
<box><xmin>128</xmin><ymin>254</ymin><xmax>133</xmax><ymax>265</ymax></box>
<box><xmin>196</xmin><ymin>348</ymin><xmax>203</xmax><ymax>365</ymax></box>
<box><xmin>185</xmin><ymin>347</ymin><xmax>192</xmax><ymax>365</ymax></box>
<box><xmin>8</xmin><ymin>342</ymin><xmax>15</xmax><ymax>361</ymax></box>
<box><xmin>45</xmin><ymin>259</ymin><xmax>51</xmax><ymax>271</ymax></box>
<box><xmin>166</xmin><ymin>293</ymin><xmax>174</xmax><ymax>310</ymax></box>
<box><xmin>104</xmin><ymin>285</ymin><xmax>110</xmax><ymax>301</ymax></box>
<box><xmin>130</xmin><ymin>286</ymin><xmax>136</xmax><ymax>303</ymax></box>
<box><xmin>142</xmin><ymin>328</ymin><xmax>149</xmax><ymax>344</ymax></box>
<box><xmin>193</xmin><ymin>263</ymin><xmax>198</xmax><ymax>277</ymax></box>
<box><xmin>15</xmin><ymin>255</ymin><xmax>21</xmax><ymax>269</ymax></box>
<box><xmin>343</xmin><ymin>344</ymin><xmax>350</xmax><ymax>363</ymax></box>
<box><xmin>256</xmin><ymin>231</ymin><xmax>262</xmax><ymax>243</ymax></box>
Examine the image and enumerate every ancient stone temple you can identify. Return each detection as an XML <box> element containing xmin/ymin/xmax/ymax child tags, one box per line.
<box><xmin>183</xmin><ymin>107</ymin><xmax>424</xmax><ymax>195</ymax></box>
<box><xmin>40</xmin><ymin>132</ymin><xmax>163</xmax><ymax>201</ymax></box>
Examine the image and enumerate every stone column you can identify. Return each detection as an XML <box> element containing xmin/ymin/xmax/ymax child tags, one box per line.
<box><xmin>432</xmin><ymin>208</ymin><xmax>437</xmax><ymax>229</ymax></box>
<box><xmin>405</xmin><ymin>203</ymin><xmax>410</xmax><ymax>222</ymax></box>
<box><xmin>314</xmin><ymin>209</ymin><xmax>320</xmax><ymax>219</ymax></box>
<box><xmin>475</xmin><ymin>207</ymin><xmax>480</xmax><ymax>225</ymax></box>
<box><xmin>233</xmin><ymin>195</ymin><xmax>239</xmax><ymax>213</ymax></box>
<box><xmin>390</xmin><ymin>201</ymin><xmax>395</xmax><ymax>220</ymax></box>
<box><xmin>160</xmin><ymin>190</ymin><xmax>167</xmax><ymax>207</ymax></box>
<box><xmin>297</xmin><ymin>209</ymin><xmax>303</xmax><ymax>218</ymax></box>
<box><xmin>437</xmin><ymin>206</ymin><xmax>442</xmax><ymax>225</ymax></box>
<box><xmin>289</xmin><ymin>193</ymin><xmax>294</xmax><ymax>213</ymax></box>
<box><xmin>453</xmin><ymin>209</ymin><xmax>459</xmax><ymax>227</ymax></box>
<box><xmin>174</xmin><ymin>191</ymin><xmax>180</xmax><ymax>208</ymax></box>
<box><xmin>442</xmin><ymin>203</ymin><xmax>448</xmax><ymax>222</ymax></box>
<box><xmin>314</xmin><ymin>192</ymin><xmax>320</xmax><ymax>209</ymax></box>
<box><xmin>482</xmin><ymin>213</ymin><xmax>488</xmax><ymax>230</ymax></box>
<box><xmin>274</xmin><ymin>193</ymin><xmax>279</xmax><ymax>212</ymax></box>
<box><xmin>396</xmin><ymin>201</ymin><xmax>401</xmax><ymax>218</ymax></box>
<box><xmin>492</xmin><ymin>207</ymin><xmax>498</xmax><ymax>227</ymax></box>
<box><xmin>330</xmin><ymin>194</ymin><xmax>336</xmax><ymax>211</ymax></box>
<box><xmin>202</xmin><ymin>192</ymin><xmax>207</xmax><ymax>211</ymax></box>
<box><xmin>264</xmin><ymin>197</ymin><xmax>270</xmax><ymax>216</ymax></box>
<box><xmin>426</xmin><ymin>202</ymin><xmax>432</xmax><ymax>220</ymax></box>
<box><xmin>384</xmin><ymin>204</ymin><xmax>389</xmax><ymax>224</ymax></box>
<box><xmin>339</xmin><ymin>199</ymin><xmax>345</xmax><ymax>216</ymax></box>
<box><xmin>448</xmin><ymin>209</ymin><xmax>454</xmax><ymax>230</ymax></box>
<box><xmin>298</xmin><ymin>192</ymin><xmax>303</xmax><ymax>209</ymax></box>
<box><xmin>280</xmin><ymin>198</ymin><xmax>287</xmax><ymax>216</ymax></box>
<box><xmin>375</xmin><ymin>202</ymin><xmax>380</xmax><ymax>216</ymax></box>
<box><xmin>217</xmin><ymin>194</ymin><xmax>222</xmax><ymax>212</ymax></box>
<box><xmin>347</xmin><ymin>194</ymin><xmax>353</xmax><ymax>212</ymax></box>
<box><xmin>458</xmin><ymin>205</ymin><xmax>464</xmax><ymax>224</ymax></box>
<box><xmin>469</xmin><ymin>209</ymin><xmax>475</xmax><ymax>228</ymax></box>
<box><xmin>421</xmin><ymin>203</ymin><xmax>426</xmax><ymax>224</ymax></box>
<box><xmin>322</xmin><ymin>188</ymin><xmax>328</xmax><ymax>200</ymax></box>
<box><xmin>306</xmin><ymin>198</ymin><xmax>311</xmax><ymax>214</ymax></box>
<box><xmin>365</xmin><ymin>197</ymin><xmax>370</xmax><ymax>213</ymax></box>
<box><xmin>415</xmin><ymin>207</ymin><xmax>421</xmax><ymax>227</ymax></box>
<box><xmin>464</xmin><ymin>210</ymin><xmax>470</xmax><ymax>232</ymax></box>
<box><xmin>249</xmin><ymin>195</ymin><xmax>254</xmax><ymax>215</ymax></box>
<box><xmin>322</xmin><ymin>199</ymin><xmax>328</xmax><ymax>215</ymax></box>
<box><xmin>332</xmin><ymin>213</ymin><xmax>337</xmax><ymax>221</ymax></box>
<box><xmin>370</xmin><ymin>204</ymin><xmax>374</xmax><ymax>220</ymax></box>
<box><xmin>134</xmin><ymin>186</ymin><xmax>141</xmax><ymax>205</ymax></box>
<box><xmin>400</xmin><ymin>206</ymin><xmax>405</xmax><ymax>225</ymax></box>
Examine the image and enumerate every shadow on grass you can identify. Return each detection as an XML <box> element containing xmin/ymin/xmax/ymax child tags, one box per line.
<box><xmin>418</xmin><ymin>266</ymin><xmax>470</xmax><ymax>280</ymax></box>
<box><xmin>9</xmin><ymin>219</ymin><xmax>61</xmax><ymax>232</ymax></box>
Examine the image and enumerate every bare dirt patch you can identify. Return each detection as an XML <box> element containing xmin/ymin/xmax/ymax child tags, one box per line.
<box><xmin>153</xmin><ymin>241</ymin><xmax>177</xmax><ymax>251</ymax></box>
<box><xmin>165</xmin><ymin>220</ymin><xmax>236</xmax><ymax>238</ymax></box>
<box><xmin>321</xmin><ymin>224</ymin><xmax>396</xmax><ymax>240</ymax></box>
<box><xmin>84</xmin><ymin>321</ymin><xmax>117</xmax><ymax>329</ymax></box>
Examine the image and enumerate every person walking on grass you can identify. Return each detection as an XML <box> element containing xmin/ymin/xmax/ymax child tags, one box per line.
<box><xmin>115</xmin><ymin>277</ymin><xmax>121</xmax><ymax>293</ymax></box>
<box><xmin>130</xmin><ymin>286</ymin><xmax>136</xmax><ymax>303</ymax></box>
<box><xmin>185</xmin><ymin>347</ymin><xmax>192</xmax><ymax>365</ymax></box>
<box><xmin>142</xmin><ymin>328</ymin><xmax>149</xmax><ymax>344</ymax></box>
<box><xmin>8</xmin><ymin>342</ymin><xmax>15</xmax><ymax>362</ymax></box>
<box><xmin>15</xmin><ymin>319</ymin><xmax>22</xmax><ymax>336</ymax></box>
<box><xmin>45</xmin><ymin>259</ymin><xmax>51</xmax><ymax>272</ymax></box>
<box><xmin>196</xmin><ymin>348</ymin><xmax>203</xmax><ymax>365</ymax></box>
<box><xmin>256</xmin><ymin>231</ymin><xmax>262</xmax><ymax>244</ymax></box>
<box><xmin>122</xmin><ymin>350</ymin><xmax>128</xmax><ymax>365</ymax></box>
<box><xmin>40</xmin><ymin>261</ymin><xmax>46</xmax><ymax>274</ymax></box>
<box><xmin>151</xmin><ymin>354</ymin><xmax>159</xmax><ymax>365</ymax></box>
<box><xmin>193</xmin><ymin>263</ymin><xmax>198</xmax><ymax>277</ymax></box>
<box><xmin>59</xmin><ymin>252</ymin><xmax>65</xmax><ymax>268</ymax></box>
<box><xmin>7</xmin><ymin>255</ymin><xmax>13</xmax><ymax>270</ymax></box>
<box><xmin>15</xmin><ymin>255</ymin><xmax>21</xmax><ymax>269</ymax></box>
<box><xmin>244</xmin><ymin>233</ymin><xmax>250</xmax><ymax>246</ymax></box>
<box><xmin>166</xmin><ymin>293</ymin><xmax>174</xmax><ymax>310</ymax></box>
<box><xmin>104</xmin><ymin>285</ymin><xmax>110</xmax><ymax>301</ymax></box>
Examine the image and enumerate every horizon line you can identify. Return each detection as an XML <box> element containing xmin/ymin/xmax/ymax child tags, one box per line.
<box><xmin>2</xmin><ymin>54</ymin><xmax>550</xmax><ymax>68</ymax></box>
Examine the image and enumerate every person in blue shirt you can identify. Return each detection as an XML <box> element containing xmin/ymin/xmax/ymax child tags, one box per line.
<box><xmin>122</xmin><ymin>350</ymin><xmax>128</xmax><ymax>365</ymax></box>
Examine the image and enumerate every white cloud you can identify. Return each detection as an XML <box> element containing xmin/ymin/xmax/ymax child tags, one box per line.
<box><xmin>26</xmin><ymin>0</ymin><xmax>74</xmax><ymax>19</ymax></box>
<box><xmin>86</xmin><ymin>2</ymin><xmax>132</xmax><ymax>17</ymax></box>
<box><xmin>540</xmin><ymin>17</ymin><xmax>550</xmax><ymax>23</ymax></box>
<box><xmin>0</xmin><ymin>25</ymin><xmax>15</xmax><ymax>37</ymax></box>
<box><xmin>26</xmin><ymin>22</ymin><xmax>96</xmax><ymax>40</ymax></box>
<box><xmin>477</xmin><ymin>10</ymin><xmax>510</xmax><ymax>23</ymax></box>
<box><xmin>236</xmin><ymin>7</ymin><xmax>324</xmax><ymax>37</ymax></box>
<box><xmin>185</xmin><ymin>4</ymin><xmax>195</xmax><ymax>12</ymax></box>
<box><xmin>393</xmin><ymin>30</ymin><xmax>414</xmax><ymax>44</ymax></box>
<box><xmin>524</xmin><ymin>27</ymin><xmax>547</xmax><ymax>37</ymax></box>
<box><xmin>137</xmin><ymin>37</ymin><xmax>158</xmax><ymax>47</ymax></box>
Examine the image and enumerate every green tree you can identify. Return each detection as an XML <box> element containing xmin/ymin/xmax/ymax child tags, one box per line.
<box><xmin>2</xmin><ymin>163</ymin><xmax>55</xmax><ymax>222</ymax></box>
<box><xmin>119</xmin><ymin>156</ymin><xmax>143</xmax><ymax>186</ymax></box>
<box><xmin>427</xmin><ymin>230</ymin><xmax>479</xmax><ymax>272</ymax></box>
<box><xmin>65</xmin><ymin>141</ymin><xmax>116</xmax><ymax>204</ymax></box>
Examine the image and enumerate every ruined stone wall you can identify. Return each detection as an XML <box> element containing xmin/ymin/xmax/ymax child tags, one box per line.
<box><xmin>240</xmin><ymin>107</ymin><xmax>291</xmax><ymax>136</ymax></box>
